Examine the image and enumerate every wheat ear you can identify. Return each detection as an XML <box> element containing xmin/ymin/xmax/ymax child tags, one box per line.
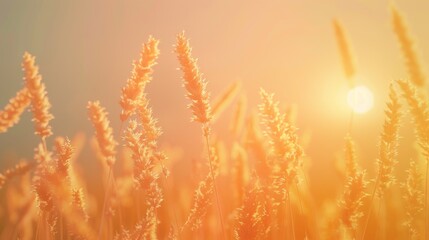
<box><xmin>333</xmin><ymin>19</ymin><xmax>355</xmax><ymax>86</ymax></box>
<box><xmin>0</xmin><ymin>88</ymin><xmax>30</xmax><ymax>133</ymax></box>
<box><xmin>87</xmin><ymin>101</ymin><xmax>117</xmax><ymax>167</ymax></box>
<box><xmin>175</xmin><ymin>32</ymin><xmax>212</xmax><ymax>126</ymax></box>
<box><xmin>22</xmin><ymin>52</ymin><xmax>54</xmax><ymax>144</ymax></box>
<box><xmin>391</xmin><ymin>6</ymin><xmax>426</xmax><ymax>87</ymax></box>
<box><xmin>120</xmin><ymin>36</ymin><xmax>160</xmax><ymax>122</ymax></box>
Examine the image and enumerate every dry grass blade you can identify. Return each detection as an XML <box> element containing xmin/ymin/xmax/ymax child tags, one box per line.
<box><xmin>230</xmin><ymin>94</ymin><xmax>247</xmax><ymax>137</ymax></box>
<box><xmin>211</xmin><ymin>81</ymin><xmax>241</xmax><ymax>122</ymax></box>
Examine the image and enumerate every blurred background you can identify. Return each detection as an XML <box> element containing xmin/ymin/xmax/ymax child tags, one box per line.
<box><xmin>1</xmin><ymin>0</ymin><xmax>428</xmax><ymax>202</ymax></box>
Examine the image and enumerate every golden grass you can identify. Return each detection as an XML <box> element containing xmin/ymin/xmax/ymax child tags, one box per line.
<box><xmin>403</xmin><ymin>161</ymin><xmax>424</xmax><ymax>240</ymax></box>
<box><xmin>0</xmin><ymin>87</ymin><xmax>30</xmax><ymax>133</ymax></box>
<box><xmin>22</xmin><ymin>52</ymin><xmax>54</xmax><ymax>141</ymax></box>
<box><xmin>120</xmin><ymin>36</ymin><xmax>160</xmax><ymax>122</ymax></box>
<box><xmin>87</xmin><ymin>101</ymin><xmax>117</xmax><ymax>167</ymax></box>
<box><xmin>2</xmin><ymin>17</ymin><xmax>429</xmax><ymax>239</ymax></box>
<box><xmin>175</xmin><ymin>32</ymin><xmax>212</xmax><ymax>126</ymax></box>
<box><xmin>333</xmin><ymin>19</ymin><xmax>355</xmax><ymax>86</ymax></box>
<box><xmin>391</xmin><ymin>6</ymin><xmax>426</xmax><ymax>87</ymax></box>
<box><xmin>211</xmin><ymin>81</ymin><xmax>241</xmax><ymax>122</ymax></box>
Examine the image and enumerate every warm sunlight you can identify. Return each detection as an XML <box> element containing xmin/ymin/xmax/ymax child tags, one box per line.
<box><xmin>2</xmin><ymin>2</ymin><xmax>429</xmax><ymax>239</ymax></box>
<box><xmin>347</xmin><ymin>85</ymin><xmax>374</xmax><ymax>114</ymax></box>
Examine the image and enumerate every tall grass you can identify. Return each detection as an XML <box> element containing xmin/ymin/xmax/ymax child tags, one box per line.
<box><xmin>2</xmin><ymin>6</ymin><xmax>429</xmax><ymax>239</ymax></box>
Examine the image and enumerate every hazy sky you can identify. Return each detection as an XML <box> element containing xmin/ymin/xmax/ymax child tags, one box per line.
<box><xmin>1</xmin><ymin>0</ymin><xmax>428</xmax><ymax>197</ymax></box>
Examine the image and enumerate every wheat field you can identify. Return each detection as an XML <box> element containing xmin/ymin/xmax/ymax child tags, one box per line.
<box><xmin>1</xmin><ymin>2</ymin><xmax>429</xmax><ymax>240</ymax></box>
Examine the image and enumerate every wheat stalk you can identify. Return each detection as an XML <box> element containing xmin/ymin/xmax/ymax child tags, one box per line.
<box><xmin>87</xmin><ymin>101</ymin><xmax>117</xmax><ymax>239</ymax></box>
<box><xmin>211</xmin><ymin>81</ymin><xmax>241</xmax><ymax>122</ymax></box>
<box><xmin>230</xmin><ymin>94</ymin><xmax>247</xmax><ymax>137</ymax></box>
<box><xmin>232</xmin><ymin>142</ymin><xmax>249</xmax><ymax>205</ymax></box>
<box><xmin>175</xmin><ymin>32</ymin><xmax>226</xmax><ymax>238</ymax></box>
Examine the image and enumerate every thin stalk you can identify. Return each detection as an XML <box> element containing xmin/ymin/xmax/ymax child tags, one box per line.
<box><xmin>348</xmin><ymin>109</ymin><xmax>355</xmax><ymax>135</ymax></box>
<box><xmin>302</xmin><ymin>171</ymin><xmax>320</xmax><ymax>240</ymax></box>
<box><xmin>361</xmin><ymin>175</ymin><xmax>380</xmax><ymax>240</ymax></box>
<box><xmin>109</xmin><ymin>218</ymin><xmax>113</xmax><ymax>240</ymax></box>
<box><xmin>111</xmin><ymin>176</ymin><xmax>123</xmax><ymax>228</ymax></box>
<box><xmin>375</xmin><ymin>198</ymin><xmax>383</xmax><ymax>240</ymax></box>
<box><xmin>287</xmin><ymin>189</ymin><xmax>296</xmax><ymax>240</ymax></box>
<box><xmin>424</xmin><ymin>158</ymin><xmax>429</xmax><ymax>240</ymax></box>
<box><xmin>60</xmin><ymin>215</ymin><xmax>63</xmax><ymax>240</ymax></box>
<box><xmin>35</xmin><ymin>213</ymin><xmax>41</xmax><ymax>240</ymax></box>
<box><xmin>135</xmin><ymin>189</ymin><xmax>141</xmax><ymax>221</ymax></box>
<box><xmin>294</xmin><ymin>183</ymin><xmax>307</xmax><ymax>238</ymax></box>
<box><xmin>159</xmin><ymin>168</ymin><xmax>181</xmax><ymax>239</ymax></box>
<box><xmin>98</xmin><ymin>166</ymin><xmax>113</xmax><ymax>240</ymax></box>
<box><xmin>45</xmin><ymin>216</ymin><xmax>49</xmax><ymax>240</ymax></box>
<box><xmin>203</xmin><ymin>127</ymin><xmax>226</xmax><ymax>239</ymax></box>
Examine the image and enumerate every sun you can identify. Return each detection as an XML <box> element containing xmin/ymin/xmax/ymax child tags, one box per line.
<box><xmin>347</xmin><ymin>85</ymin><xmax>374</xmax><ymax>114</ymax></box>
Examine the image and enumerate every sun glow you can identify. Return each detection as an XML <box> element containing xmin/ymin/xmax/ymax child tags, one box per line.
<box><xmin>347</xmin><ymin>85</ymin><xmax>374</xmax><ymax>114</ymax></box>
